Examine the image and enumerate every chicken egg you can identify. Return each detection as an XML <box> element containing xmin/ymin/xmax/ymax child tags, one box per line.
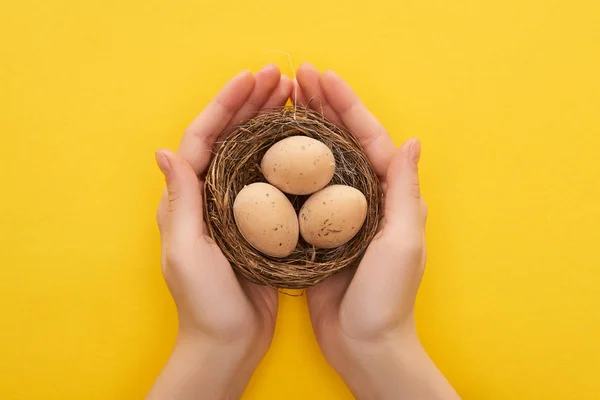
<box><xmin>233</xmin><ymin>182</ymin><xmax>299</xmax><ymax>257</ymax></box>
<box><xmin>261</xmin><ymin>136</ymin><xmax>335</xmax><ymax>195</ymax></box>
<box><xmin>299</xmin><ymin>185</ymin><xmax>368</xmax><ymax>249</ymax></box>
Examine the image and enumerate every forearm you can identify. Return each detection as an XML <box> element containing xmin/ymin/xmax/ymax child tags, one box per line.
<box><xmin>147</xmin><ymin>336</ymin><xmax>257</xmax><ymax>400</ymax></box>
<box><xmin>339</xmin><ymin>335</ymin><xmax>460</xmax><ymax>400</ymax></box>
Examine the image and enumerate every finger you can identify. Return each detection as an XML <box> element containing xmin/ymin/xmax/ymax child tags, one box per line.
<box><xmin>296</xmin><ymin>63</ymin><xmax>343</xmax><ymax>125</ymax></box>
<box><xmin>178</xmin><ymin>71</ymin><xmax>255</xmax><ymax>175</ymax></box>
<box><xmin>320</xmin><ymin>70</ymin><xmax>396</xmax><ymax>177</ymax></box>
<box><xmin>155</xmin><ymin>149</ymin><xmax>203</xmax><ymax>246</ymax></box>
<box><xmin>382</xmin><ymin>138</ymin><xmax>424</xmax><ymax>236</ymax></box>
<box><xmin>156</xmin><ymin>188</ymin><xmax>169</xmax><ymax>237</ymax></box>
<box><xmin>261</xmin><ymin>74</ymin><xmax>293</xmax><ymax>110</ymax></box>
<box><xmin>227</xmin><ymin>64</ymin><xmax>281</xmax><ymax>129</ymax></box>
<box><xmin>292</xmin><ymin>78</ymin><xmax>308</xmax><ymax>106</ymax></box>
<box><xmin>156</xmin><ymin>188</ymin><xmax>170</xmax><ymax>267</ymax></box>
<box><xmin>332</xmin><ymin>141</ymin><xmax>425</xmax><ymax>323</ymax></box>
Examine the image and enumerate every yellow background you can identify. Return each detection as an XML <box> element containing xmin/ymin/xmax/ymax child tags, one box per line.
<box><xmin>1</xmin><ymin>0</ymin><xmax>599</xmax><ymax>398</ymax></box>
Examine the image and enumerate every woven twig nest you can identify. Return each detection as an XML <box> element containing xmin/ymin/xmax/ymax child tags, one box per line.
<box><xmin>204</xmin><ymin>106</ymin><xmax>381</xmax><ymax>289</ymax></box>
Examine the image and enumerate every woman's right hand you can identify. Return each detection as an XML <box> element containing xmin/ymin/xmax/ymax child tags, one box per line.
<box><xmin>295</xmin><ymin>63</ymin><xmax>460</xmax><ymax>399</ymax></box>
<box><xmin>148</xmin><ymin>65</ymin><xmax>291</xmax><ymax>400</ymax></box>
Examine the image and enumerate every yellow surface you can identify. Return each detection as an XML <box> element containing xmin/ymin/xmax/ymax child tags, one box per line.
<box><xmin>1</xmin><ymin>0</ymin><xmax>599</xmax><ymax>398</ymax></box>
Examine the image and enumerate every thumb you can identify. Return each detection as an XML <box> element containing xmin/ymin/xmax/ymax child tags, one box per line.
<box><xmin>155</xmin><ymin>149</ymin><xmax>204</xmax><ymax>244</ymax></box>
<box><xmin>383</xmin><ymin>138</ymin><xmax>425</xmax><ymax>236</ymax></box>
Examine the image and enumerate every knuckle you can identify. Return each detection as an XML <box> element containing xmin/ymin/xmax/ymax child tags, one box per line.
<box><xmin>380</xmin><ymin>233</ymin><xmax>422</xmax><ymax>255</ymax></box>
<box><xmin>161</xmin><ymin>258</ymin><xmax>173</xmax><ymax>280</ymax></box>
<box><xmin>398</xmin><ymin>238</ymin><xmax>423</xmax><ymax>258</ymax></box>
<box><xmin>165</xmin><ymin>243</ymin><xmax>188</xmax><ymax>269</ymax></box>
<box><xmin>380</xmin><ymin>235</ymin><xmax>423</xmax><ymax>261</ymax></box>
<box><xmin>165</xmin><ymin>249</ymin><xmax>180</xmax><ymax>269</ymax></box>
<box><xmin>410</xmin><ymin>178</ymin><xmax>421</xmax><ymax>199</ymax></box>
<box><xmin>167</xmin><ymin>193</ymin><xmax>181</xmax><ymax>213</ymax></box>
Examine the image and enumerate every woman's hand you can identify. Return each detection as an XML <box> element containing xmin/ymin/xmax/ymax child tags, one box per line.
<box><xmin>147</xmin><ymin>65</ymin><xmax>292</xmax><ymax>400</ymax></box>
<box><xmin>295</xmin><ymin>63</ymin><xmax>459</xmax><ymax>399</ymax></box>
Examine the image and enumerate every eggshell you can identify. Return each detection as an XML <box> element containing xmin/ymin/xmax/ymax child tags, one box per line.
<box><xmin>261</xmin><ymin>136</ymin><xmax>335</xmax><ymax>195</ymax></box>
<box><xmin>233</xmin><ymin>182</ymin><xmax>299</xmax><ymax>258</ymax></box>
<box><xmin>299</xmin><ymin>185</ymin><xmax>368</xmax><ymax>249</ymax></box>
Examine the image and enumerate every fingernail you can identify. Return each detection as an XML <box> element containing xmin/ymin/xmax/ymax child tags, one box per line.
<box><xmin>409</xmin><ymin>139</ymin><xmax>421</xmax><ymax>165</ymax></box>
<box><xmin>236</xmin><ymin>69</ymin><xmax>252</xmax><ymax>79</ymax></box>
<box><xmin>155</xmin><ymin>150</ymin><xmax>171</xmax><ymax>176</ymax></box>
<box><xmin>400</xmin><ymin>139</ymin><xmax>412</xmax><ymax>152</ymax></box>
<box><xmin>299</xmin><ymin>62</ymin><xmax>315</xmax><ymax>70</ymax></box>
<box><xmin>260</xmin><ymin>63</ymin><xmax>277</xmax><ymax>73</ymax></box>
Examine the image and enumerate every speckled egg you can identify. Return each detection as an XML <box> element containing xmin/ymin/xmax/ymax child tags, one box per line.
<box><xmin>233</xmin><ymin>182</ymin><xmax>299</xmax><ymax>257</ymax></box>
<box><xmin>299</xmin><ymin>185</ymin><xmax>368</xmax><ymax>249</ymax></box>
<box><xmin>261</xmin><ymin>136</ymin><xmax>335</xmax><ymax>195</ymax></box>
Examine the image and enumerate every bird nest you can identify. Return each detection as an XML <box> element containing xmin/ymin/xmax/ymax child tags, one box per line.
<box><xmin>204</xmin><ymin>106</ymin><xmax>381</xmax><ymax>289</ymax></box>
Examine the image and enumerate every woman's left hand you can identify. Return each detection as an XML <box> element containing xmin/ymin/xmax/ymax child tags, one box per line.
<box><xmin>294</xmin><ymin>63</ymin><xmax>459</xmax><ymax>399</ymax></box>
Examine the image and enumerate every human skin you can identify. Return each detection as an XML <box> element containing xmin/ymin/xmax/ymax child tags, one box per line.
<box><xmin>147</xmin><ymin>65</ymin><xmax>290</xmax><ymax>400</ymax></box>
<box><xmin>147</xmin><ymin>64</ymin><xmax>460</xmax><ymax>400</ymax></box>
<box><xmin>295</xmin><ymin>63</ymin><xmax>460</xmax><ymax>400</ymax></box>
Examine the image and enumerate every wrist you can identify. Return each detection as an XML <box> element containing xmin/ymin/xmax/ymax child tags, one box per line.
<box><xmin>178</xmin><ymin>334</ymin><xmax>260</xmax><ymax>394</ymax></box>
<box><xmin>336</xmin><ymin>331</ymin><xmax>424</xmax><ymax>398</ymax></box>
<box><xmin>147</xmin><ymin>333</ymin><xmax>263</xmax><ymax>400</ymax></box>
<box><xmin>176</xmin><ymin>321</ymin><xmax>269</xmax><ymax>368</ymax></box>
<box><xmin>333</xmin><ymin>330</ymin><xmax>458</xmax><ymax>400</ymax></box>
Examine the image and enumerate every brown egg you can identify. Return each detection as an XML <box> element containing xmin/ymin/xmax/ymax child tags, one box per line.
<box><xmin>299</xmin><ymin>185</ymin><xmax>368</xmax><ymax>249</ymax></box>
<box><xmin>233</xmin><ymin>182</ymin><xmax>299</xmax><ymax>258</ymax></box>
<box><xmin>261</xmin><ymin>136</ymin><xmax>335</xmax><ymax>195</ymax></box>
